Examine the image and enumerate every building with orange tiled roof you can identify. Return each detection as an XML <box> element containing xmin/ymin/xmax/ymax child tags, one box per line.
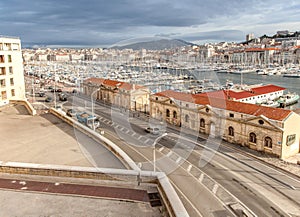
<box><xmin>150</xmin><ymin>90</ymin><xmax>300</xmax><ymax>159</ymax></box>
<box><xmin>198</xmin><ymin>84</ymin><xmax>286</xmax><ymax>105</ymax></box>
<box><xmin>83</xmin><ymin>78</ymin><xmax>150</xmax><ymax>112</ymax></box>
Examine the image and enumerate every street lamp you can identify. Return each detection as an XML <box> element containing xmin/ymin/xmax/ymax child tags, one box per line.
<box><xmin>152</xmin><ymin>132</ymin><xmax>168</xmax><ymax>172</ymax></box>
<box><xmin>91</xmin><ymin>87</ymin><xmax>100</xmax><ymax>130</ymax></box>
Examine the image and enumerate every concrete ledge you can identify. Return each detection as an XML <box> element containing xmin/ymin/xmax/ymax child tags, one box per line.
<box><xmin>0</xmin><ymin>161</ymin><xmax>189</xmax><ymax>217</ymax></box>
<box><xmin>10</xmin><ymin>99</ymin><xmax>36</xmax><ymax>115</ymax></box>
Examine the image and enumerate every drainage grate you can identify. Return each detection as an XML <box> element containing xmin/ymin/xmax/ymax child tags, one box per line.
<box><xmin>148</xmin><ymin>192</ymin><xmax>162</xmax><ymax>207</ymax></box>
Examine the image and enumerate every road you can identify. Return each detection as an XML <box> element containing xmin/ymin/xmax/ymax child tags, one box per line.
<box><xmin>65</xmin><ymin>94</ymin><xmax>300</xmax><ymax>217</ymax></box>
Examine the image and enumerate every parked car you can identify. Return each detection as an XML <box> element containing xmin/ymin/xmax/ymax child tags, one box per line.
<box><xmin>38</xmin><ymin>92</ymin><xmax>45</xmax><ymax>97</ymax></box>
<box><xmin>59</xmin><ymin>93</ymin><xmax>67</xmax><ymax>101</ymax></box>
<box><xmin>45</xmin><ymin>96</ymin><xmax>53</xmax><ymax>102</ymax></box>
<box><xmin>66</xmin><ymin>109</ymin><xmax>77</xmax><ymax>117</ymax></box>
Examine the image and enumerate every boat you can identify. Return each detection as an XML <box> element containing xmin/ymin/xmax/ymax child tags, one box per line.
<box><xmin>260</xmin><ymin>100</ymin><xmax>280</xmax><ymax>108</ymax></box>
<box><xmin>282</xmin><ymin>74</ymin><xmax>300</xmax><ymax>78</ymax></box>
<box><xmin>277</xmin><ymin>93</ymin><xmax>300</xmax><ymax>107</ymax></box>
<box><xmin>256</xmin><ymin>69</ymin><xmax>268</xmax><ymax>75</ymax></box>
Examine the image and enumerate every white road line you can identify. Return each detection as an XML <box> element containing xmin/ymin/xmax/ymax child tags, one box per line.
<box><xmin>199</xmin><ymin>173</ymin><xmax>204</xmax><ymax>182</ymax></box>
<box><xmin>144</xmin><ymin>139</ymin><xmax>150</xmax><ymax>144</ymax></box>
<box><xmin>167</xmin><ymin>151</ymin><xmax>172</xmax><ymax>157</ymax></box>
<box><xmin>159</xmin><ymin>147</ymin><xmax>164</xmax><ymax>152</ymax></box>
<box><xmin>169</xmin><ymin>179</ymin><xmax>204</xmax><ymax>217</ymax></box>
<box><xmin>187</xmin><ymin>164</ymin><xmax>192</xmax><ymax>172</ymax></box>
<box><xmin>212</xmin><ymin>184</ymin><xmax>219</xmax><ymax>194</ymax></box>
<box><xmin>176</xmin><ymin>157</ymin><xmax>182</xmax><ymax>164</ymax></box>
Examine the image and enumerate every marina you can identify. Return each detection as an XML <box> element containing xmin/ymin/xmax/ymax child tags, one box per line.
<box><xmin>24</xmin><ymin>61</ymin><xmax>300</xmax><ymax>109</ymax></box>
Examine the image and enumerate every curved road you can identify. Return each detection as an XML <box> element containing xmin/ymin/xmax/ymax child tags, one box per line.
<box><xmin>66</xmin><ymin>94</ymin><xmax>300</xmax><ymax>217</ymax></box>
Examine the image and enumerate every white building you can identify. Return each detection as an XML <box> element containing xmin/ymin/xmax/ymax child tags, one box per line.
<box><xmin>0</xmin><ymin>36</ymin><xmax>25</xmax><ymax>106</ymax></box>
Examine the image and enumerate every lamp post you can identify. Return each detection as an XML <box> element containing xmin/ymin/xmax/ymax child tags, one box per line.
<box><xmin>152</xmin><ymin>133</ymin><xmax>168</xmax><ymax>172</ymax></box>
<box><xmin>91</xmin><ymin>87</ymin><xmax>100</xmax><ymax>130</ymax></box>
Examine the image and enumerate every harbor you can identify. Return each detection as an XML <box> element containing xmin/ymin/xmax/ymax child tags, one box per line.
<box><xmin>24</xmin><ymin>60</ymin><xmax>300</xmax><ymax>109</ymax></box>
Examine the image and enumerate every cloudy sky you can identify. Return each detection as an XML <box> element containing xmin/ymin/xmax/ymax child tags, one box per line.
<box><xmin>1</xmin><ymin>0</ymin><xmax>299</xmax><ymax>47</ymax></box>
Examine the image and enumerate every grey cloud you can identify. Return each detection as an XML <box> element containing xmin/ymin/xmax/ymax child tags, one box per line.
<box><xmin>0</xmin><ymin>0</ymin><xmax>298</xmax><ymax>46</ymax></box>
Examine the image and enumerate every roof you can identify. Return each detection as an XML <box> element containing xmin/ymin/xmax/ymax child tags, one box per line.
<box><xmin>198</xmin><ymin>84</ymin><xmax>286</xmax><ymax>100</ymax></box>
<box><xmin>251</xmin><ymin>84</ymin><xmax>286</xmax><ymax>95</ymax></box>
<box><xmin>154</xmin><ymin>90</ymin><xmax>292</xmax><ymax>121</ymax></box>
<box><xmin>245</xmin><ymin>47</ymin><xmax>280</xmax><ymax>52</ymax></box>
<box><xmin>84</xmin><ymin>78</ymin><xmax>145</xmax><ymax>91</ymax></box>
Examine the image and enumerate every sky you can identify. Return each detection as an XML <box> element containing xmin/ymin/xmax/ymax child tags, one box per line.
<box><xmin>0</xmin><ymin>0</ymin><xmax>300</xmax><ymax>47</ymax></box>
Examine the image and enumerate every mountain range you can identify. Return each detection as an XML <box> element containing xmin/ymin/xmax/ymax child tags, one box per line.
<box><xmin>111</xmin><ymin>39</ymin><xmax>196</xmax><ymax>50</ymax></box>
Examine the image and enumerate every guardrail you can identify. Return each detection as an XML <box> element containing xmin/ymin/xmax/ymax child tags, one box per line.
<box><xmin>48</xmin><ymin>108</ymin><xmax>189</xmax><ymax>217</ymax></box>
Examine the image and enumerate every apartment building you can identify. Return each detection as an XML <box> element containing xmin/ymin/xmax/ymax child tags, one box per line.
<box><xmin>150</xmin><ymin>90</ymin><xmax>300</xmax><ymax>159</ymax></box>
<box><xmin>0</xmin><ymin>36</ymin><xmax>25</xmax><ymax>106</ymax></box>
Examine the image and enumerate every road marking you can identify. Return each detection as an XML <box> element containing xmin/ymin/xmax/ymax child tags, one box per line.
<box><xmin>125</xmin><ymin>129</ymin><xmax>130</xmax><ymax>134</ymax></box>
<box><xmin>187</xmin><ymin>164</ymin><xmax>192</xmax><ymax>172</ymax></box>
<box><xmin>167</xmin><ymin>151</ymin><xmax>172</xmax><ymax>157</ymax></box>
<box><xmin>144</xmin><ymin>138</ymin><xmax>150</xmax><ymax>144</ymax></box>
<box><xmin>212</xmin><ymin>184</ymin><xmax>219</xmax><ymax>194</ymax></box>
<box><xmin>176</xmin><ymin>157</ymin><xmax>182</xmax><ymax>164</ymax></box>
<box><xmin>169</xmin><ymin>179</ymin><xmax>203</xmax><ymax>217</ymax></box>
<box><xmin>159</xmin><ymin>147</ymin><xmax>164</xmax><ymax>152</ymax></box>
<box><xmin>132</xmin><ymin>132</ymin><xmax>136</xmax><ymax>136</ymax></box>
<box><xmin>199</xmin><ymin>173</ymin><xmax>204</xmax><ymax>182</ymax></box>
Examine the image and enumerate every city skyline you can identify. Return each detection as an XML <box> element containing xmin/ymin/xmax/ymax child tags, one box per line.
<box><xmin>1</xmin><ymin>0</ymin><xmax>300</xmax><ymax>47</ymax></box>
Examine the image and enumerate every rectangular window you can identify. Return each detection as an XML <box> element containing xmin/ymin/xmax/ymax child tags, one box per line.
<box><xmin>0</xmin><ymin>79</ymin><xmax>5</xmax><ymax>87</ymax></box>
<box><xmin>9</xmin><ymin>67</ymin><xmax>13</xmax><ymax>75</ymax></box>
<box><xmin>1</xmin><ymin>91</ymin><xmax>7</xmax><ymax>100</ymax></box>
<box><xmin>0</xmin><ymin>67</ymin><xmax>5</xmax><ymax>75</ymax></box>
<box><xmin>8</xmin><ymin>55</ymin><xmax>12</xmax><ymax>62</ymax></box>
<box><xmin>229</xmin><ymin>113</ymin><xmax>234</xmax><ymax>118</ymax></box>
<box><xmin>0</xmin><ymin>55</ymin><xmax>4</xmax><ymax>63</ymax></box>
<box><xmin>10</xmin><ymin>78</ymin><xmax>14</xmax><ymax>86</ymax></box>
<box><xmin>11</xmin><ymin>89</ymin><xmax>15</xmax><ymax>97</ymax></box>
<box><xmin>186</xmin><ymin>104</ymin><xmax>189</xmax><ymax>108</ymax></box>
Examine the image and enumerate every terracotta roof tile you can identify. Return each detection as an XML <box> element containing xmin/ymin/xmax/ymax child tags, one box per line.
<box><xmin>154</xmin><ymin>90</ymin><xmax>291</xmax><ymax>121</ymax></box>
<box><xmin>84</xmin><ymin>78</ymin><xmax>145</xmax><ymax>91</ymax></box>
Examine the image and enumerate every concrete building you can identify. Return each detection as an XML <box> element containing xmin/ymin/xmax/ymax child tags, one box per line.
<box><xmin>150</xmin><ymin>90</ymin><xmax>300</xmax><ymax>159</ymax></box>
<box><xmin>0</xmin><ymin>36</ymin><xmax>25</xmax><ymax>106</ymax></box>
<box><xmin>83</xmin><ymin>78</ymin><xmax>150</xmax><ymax>113</ymax></box>
<box><xmin>246</xmin><ymin>33</ymin><xmax>255</xmax><ymax>42</ymax></box>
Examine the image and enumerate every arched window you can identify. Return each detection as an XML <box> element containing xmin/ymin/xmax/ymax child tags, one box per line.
<box><xmin>228</xmin><ymin>126</ymin><xmax>234</xmax><ymax>136</ymax></box>
<box><xmin>249</xmin><ymin>132</ymin><xmax>257</xmax><ymax>143</ymax></box>
<box><xmin>200</xmin><ymin>118</ymin><xmax>205</xmax><ymax>128</ymax></box>
<box><xmin>264</xmin><ymin>137</ymin><xmax>272</xmax><ymax>148</ymax></box>
<box><xmin>166</xmin><ymin>109</ymin><xmax>170</xmax><ymax>117</ymax></box>
<box><xmin>173</xmin><ymin>111</ymin><xmax>177</xmax><ymax>119</ymax></box>
<box><xmin>185</xmin><ymin>114</ymin><xmax>189</xmax><ymax>123</ymax></box>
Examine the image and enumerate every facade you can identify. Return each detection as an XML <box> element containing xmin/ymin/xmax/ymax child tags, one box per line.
<box><xmin>83</xmin><ymin>78</ymin><xmax>150</xmax><ymax>113</ymax></box>
<box><xmin>0</xmin><ymin>36</ymin><xmax>25</xmax><ymax>106</ymax></box>
<box><xmin>150</xmin><ymin>90</ymin><xmax>300</xmax><ymax>159</ymax></box>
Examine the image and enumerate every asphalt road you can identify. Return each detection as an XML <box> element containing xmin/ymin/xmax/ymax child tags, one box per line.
<box><xmin>65</xmin><ymin>94</ymin><xmax>300</xmax><ymax>217</ymax></box>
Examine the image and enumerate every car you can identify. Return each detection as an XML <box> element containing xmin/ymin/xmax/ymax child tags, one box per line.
<box><xmin>59</xmin><ymin>93</ymin><xmax>67</xmax><ymax>101</ymax></box>
<box><xmin>145</xmin><ymin>127</ymin><xmax>160</xmax><ymax>135</ymax></box>
<box><xmin>66</xmin><ymin>109</ymin><xmax>77</xmax><ymax>117</ymax></box>
<box><xmin>38</xmin><ymin>92</ymin><xmax>45</xmax><ymax>97</ymax></box>
<box><xmin>45</xmin><ymin>96</ymin><xmax>53</xmax><ymax>102</ymax></box>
